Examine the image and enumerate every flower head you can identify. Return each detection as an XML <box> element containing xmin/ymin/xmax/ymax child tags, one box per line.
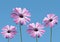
<box><xmin>27</xmin><ymin>22</ymin><xmax>45</xmax><ymax>38</ymax></box>
<box><xmin>1</xmin><ymin>25</ymin><xmax>17</xmax><ymax>39</ymax></box>
<box><xmin>43</xmin><ymin>14</ymin><xmax>58</xmax><ymax>28</ymax></box>
<box><xmin>11</xmin><ymin>8</ymin><xmax>31</xmax><ymax>25</ymax></box>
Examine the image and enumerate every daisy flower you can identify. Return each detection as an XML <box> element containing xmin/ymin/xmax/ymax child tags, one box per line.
<box><xmin>11</xmin><ymin>8</ymin><xmax>31</xmax><ymax>25</ymax></box>
<box><xmin>43</xmin><ymin>14</ymin><xmax>58</xmax><ymax>28</ymax></box>
<box><xmin>1</xmin><ymin>25</ymin><xmax>17</xmax><ymax>39</ymax></box>
<box><xmin>27</xmin><ymin>22</ymin><xmax>45</xmax><ymax>38</ymax></box>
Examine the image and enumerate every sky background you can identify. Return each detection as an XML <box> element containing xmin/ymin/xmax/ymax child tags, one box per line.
<box><xmin>0</xmin><ymin>0</ymin><xmax>60</xmax><ymax>42</ymax></box>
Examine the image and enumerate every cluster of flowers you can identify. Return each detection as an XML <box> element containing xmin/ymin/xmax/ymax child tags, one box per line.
<box><xmin>1</xmin><ymin>7</ymin><xmax>58</xmax><ymax>42</ymax></box>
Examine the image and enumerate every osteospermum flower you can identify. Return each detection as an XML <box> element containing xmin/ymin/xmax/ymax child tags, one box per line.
<box><xmin>1</xmin><ymin>25</ymin><xmax>17</xmax><ymax>39</ymax></box>
<box><xmin>43</xmin><ymin>14</ymin><xmax>58</xmax><ymax>28</ymax></box>
<box><xmin>11</xmin><ymin>8</ymin><xmax>31</xmax><ymax>25</ymax></box>
<box><xmin>27</xmin><ymin>22</ymin><xmax>45</xmax><ymax>38</ymax></box>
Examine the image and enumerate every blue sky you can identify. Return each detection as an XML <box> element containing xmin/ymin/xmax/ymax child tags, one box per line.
<box><xmin>0</xmin><ymin>0</ymin><xmax>60</xmax><ymax>42</ymax></box>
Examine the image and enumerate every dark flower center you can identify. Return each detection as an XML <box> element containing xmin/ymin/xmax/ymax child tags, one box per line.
<box><xmin>7</xmin><ymin>30</ymin><xmax>11</xmax><ymax>33</ymax></box>
<box><xmin>34</xmin><ymin>28</ymin><xmax>38</xmax><ymax>31</ymax></box>
<box><xmin>49</xmin><ymin>19</ymin><xmax>53</xmax><ymax>22</ymax></box>
<box><xmin>19</xmin><ymin>14</ymin><xmax>23</xmax><ymax>18</ymax></box>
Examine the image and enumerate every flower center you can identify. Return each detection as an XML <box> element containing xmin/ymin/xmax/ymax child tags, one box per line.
<box><xmin>34</xmin><ymin>28</ymin><xmax>38</xmax><ymax>31</ymax></box>
<box><xmin>49</xmin><ymin>19</ymin><xmax>53</xmax><ymax>22</ymax></box>
<box><xmin>7</xmin><ymin>30</ymin><xmax>11</xmax><ymax>33</ymax></box>
<box><xmin>19</xmin><ymin>14</ymin><xmax>23</xmax><ymax>18</ymax></box>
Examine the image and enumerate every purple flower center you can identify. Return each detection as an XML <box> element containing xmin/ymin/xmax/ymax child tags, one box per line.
<box><xmin>49</xmin><ymin>19</ymin><xmax>53</xmax><ymax>22</ymax></box>
<box><xmin>19</xmin><ymin>14</ymin><xmax>24</xmax><ymax>18</ymax></box>
<box><xmin>7</xmin><ymin>30</ymin><xmax>11</xmax><ymax>33</ymax></box>
<box><xmin>34</xmin><ymin>28</ymin><xmax>38</xmax><ymax>31</ymax></box>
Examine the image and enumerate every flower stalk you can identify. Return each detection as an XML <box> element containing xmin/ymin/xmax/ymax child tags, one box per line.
<box><xmin>8</xmin><ymin>38</ymin><xmax>10</xmax><ymax>42</ymax></box>
<box><xmin>19</xmin><ymin>24</ymin><xmax>22</xmax><ymax>42</ymax></box>
<box><xmin>36</xmin><ymin>35</ymin><xmax>38</xmax><ymax>42</ymax></box>
<box><xmin>50</xmin><ymin>28</ymin><xmax>52</xmax><ymax>42</ymax></box>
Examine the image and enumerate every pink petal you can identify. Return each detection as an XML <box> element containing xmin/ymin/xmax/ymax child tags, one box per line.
<box><xmin>47</xmin><ymin>14</ymin><xmax>55</xmax><ymax>19</ymax></box>
<box><xmin>4</xmin><ymin>35</ymin><xmax>9</xmax><ymax>38</ymax></box>
<box><xmin>20</xmin><ymin>20</ymin><xmax>26</xmax><ymax>25</ymax></box>
<box><xmin>30</xmin><ymin>32</ymin><xmax>36</xmax><ymax>38</ymax></box>
<box><xmin>25</xmin><ymin>17</ymin><xmax>31</xmax><ymax>23</ymax></box>
<box><xmin>24</xmin><ymin>13</ymin><xmax>31</xmax><ymax>17</ymax></box>
<box><xmin>3</xmin><ymin>33</ymin><xmax>9</xmax><ymax>38</ymax></box>
<box><xmin>43</xmin><ymin>17</ymin><xmax>50</xmax><ymax>27</ymax></box>
<box><xmin>36</xmin><ymin>22</ymin><xmax>40</xmax><ymax>28</ymax></box>
<box><xmin>2</xmin><ymin>25</ymin><xmax>9</xmax><ymax>31</ymax></box>
<box><xmin>27</xmin><ymin>29</ymin><xmax>33</xmax><ymax>34</ymax></box>
<box><xmin>40</xmin><ymin>30</ymin><xmax>45</xmax><ymax>33</ymax></box>
<box><xmin>28</xmin><ymin>23</ymin><xmax>35</xmax><ymax>29</ymax></box>
<box><xmin>12</xmin><ymin>31</ymin><xmax>16</xmax><ymax>35</ymax></box>
<box><xmin>39</xmin><ymin>33</ymin><xmax>42</xmax><ymax>37</ymax></box>
<box><xmin>22</xmin><ymin>8</ymin><xmax>28</xmax><ymax>13</ymax></box>
<box><xmin>1</xmin><ymin>32</ymin><xmax>6</xmax><ymax>35</ymax></box>
<box><xmin>23</xmin><ymin>8</ymin><xmax>31</xmax><ymax>17</ymax></box>
<box><xmin>10</xmin><ymin>26</ymin><xmax>16</xmax><ymax>30</ymax></box>
<box><xmin>36</xmin><ymin>23</ymin><xmax>44</xmax><ymax>29</ymax></box>
<box><xmin>14</xmin><ymin>18</ymin><xmax>20</xmax><ymax>24</ymax></box>
<box><xmin>49</xmin><ymin>22</ymin><xmax>54</xmax><ymax>28</ymax></box>
<box><xmin>37</xmin><ymin>33</ymin><xmax>41</xmax><ymax>38</ymax></box>
<box><xmin>36</xmin><ymin>32</ymin><xmax>42</xmax><ymax>37</ymax></box>
<box><xmin>11</xmin><ymin>13</ymin><xmax>18</xmax><ymax>18</ymax></box>
<box><xmin>53</xmin><ymin>16</ymin><xmax>58</xmax><ymax>22</ymax></box>
<box><xmin>43</xmin><ymin>17</ymin><xmax>49</xmax><ymax>22</ymax></box>
<box><xmin>13</xmin><ymin>8</ymin><xmax>22</xmax><ymax>14</ymax></box>
<box><xmin>9</xmin><ymin>34</ymin><xmax>14</xmax><ymax>38</ymax></box>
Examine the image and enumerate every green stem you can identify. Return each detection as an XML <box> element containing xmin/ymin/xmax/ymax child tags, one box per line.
<box><xmin>8</xmin><ymin>38</ymin><xmax>10</xmax><ymax>42</ymax></box>
<box><xmin>50</xmin><ymin>28</ymin><xmax>52</xmax><ymax>42</ymax></box>
<box><xmin>36</xmin><ymin>35</ymin><xmax>38</xmax><ymax>42</ymax></box>
<box><xmin>19</xmin><ymin>24</ymin><xmax>22</xmax><ymax>42</ymax></box>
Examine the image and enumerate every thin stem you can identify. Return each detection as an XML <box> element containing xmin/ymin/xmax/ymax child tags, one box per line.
<box><xmin>19</xmin><ymin>24</ymin><xmax>22</xmax><ymax>42</ymax></box>
<box><xmin>50</xmin><ymin>28</ymin><xmax>52</xmax><ymax>42</ymax></box>
<box><xmin>36</xmin><ymin>35</ymin><xmax>38</xmax><ymax>42</ymax></box>
<box><xmin>8</xmin><ymin>38</ymin><xmax>10</xmax><ymax>42</ymax></box>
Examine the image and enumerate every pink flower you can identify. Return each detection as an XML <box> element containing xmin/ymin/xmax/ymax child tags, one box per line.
<box><xmin>27</xmin><ymin>22</ymin><xmax>45</xmax><ymax>38</ymax></box>
<box><xmin>43</xmin><ymin>14</ymin><xmax>58</xmax><ymax>28</ymax></box>
<box><xmin>1</xmin><ymin>25</ymin><xmax>17</xmax><ymax>39</ymax></box>
<box><xmin>11</xmin><ymin>8</ymin><xmax>31</xmax><ymax>25</ymax></box>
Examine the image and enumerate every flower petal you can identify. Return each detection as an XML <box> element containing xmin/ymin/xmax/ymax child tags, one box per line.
<box><xmin>23</xmin><ymin>8</ymin><xmax>31</xmax><ymax>17</ymax></box>
<box><xmin>14</xmin><ymin>18</ymin><xmax>20</xmax><ymax>24</ymax></box>
<box><xmin>47</xmin><ymin>14</ymin><xmax>55</xmax><ymax>19</ymax></box>
<box><xmin>11</xmin><ymin>13</ymin><xmax>18</xmax><ymax>18</ymax></box>
<box><xmin>28</xmin><ymin>23</ymin><xmax>35</xmax><ymax>29</ymax></box>
<box><xmin>13</xmin><ymin>8</ymin><xmax>22</xmax><ymax>14</ymax></box>
<box><xmin>25</xmin><ymin>17</ymin><xmax>31</xmax><ymax>23</ymax></box>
